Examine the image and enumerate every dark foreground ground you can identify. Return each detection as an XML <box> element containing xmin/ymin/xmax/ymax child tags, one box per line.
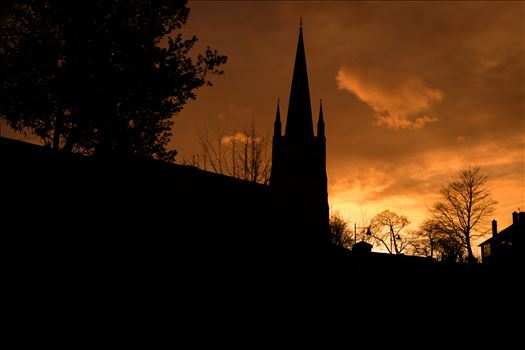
<box><xmin>7</xmin><ymin>243</ymin><xmax>523</xmax><ymax>347</ymax></box>
<box><xmin>3</xmin><ymin>137</ymin><xmax>524</xmax><ymax>347</ymax></box>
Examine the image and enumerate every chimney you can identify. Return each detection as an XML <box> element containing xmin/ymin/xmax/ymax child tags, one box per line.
<box><xmin>519</xmin><ymin>212</ymin><xmax>525</xmax><ymax>225</ymax></box>
<box><xmin>512</xmin><ymin>212</ymin><xmax>519</xmax><ymax>225</ymax></box>
<box><xmin>492</xmin><ymin>220</ymin><xmax>497</xmax><ymax>237</ymax></box>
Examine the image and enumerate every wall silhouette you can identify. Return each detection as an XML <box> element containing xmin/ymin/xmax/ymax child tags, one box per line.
<box><xmin>2</xmin><ymin>135</ymin><xmax>275</xmax><ymax>337</ymax></box>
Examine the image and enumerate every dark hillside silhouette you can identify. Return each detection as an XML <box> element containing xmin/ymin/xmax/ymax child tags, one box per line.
<box><xmin>4</xmin><ymin>135</ymin><xmax>523</xmax><ymax>346</ymax></box>
<box><xmin>2</xmin><ymin>135</ymin><xmax>274</xmax><ymax>338</ymax></box>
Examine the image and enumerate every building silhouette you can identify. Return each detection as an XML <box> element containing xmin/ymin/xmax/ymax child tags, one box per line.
<box><xmin>270</xmin><ymin>23</ymin><xmax>329</xmax><ymax>248</ymax></box>
<box><xmin>480</xmin><ymin>211</ymin><xmax>525</xmax><ymax>264</ymax></box>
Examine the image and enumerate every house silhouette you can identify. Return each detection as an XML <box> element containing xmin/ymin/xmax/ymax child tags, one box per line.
<box><xmin>480</xmin><ymin>211</ymin><xmax>525</xmax><ymax>264</ymax></box>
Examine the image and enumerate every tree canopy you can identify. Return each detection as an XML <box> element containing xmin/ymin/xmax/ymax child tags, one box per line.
<box><xmin>329</xmin><ymin>211</ymin><xmax>353</xmax><ymax>249</ymax></box>
<box><xmin>0</xmin><ymin>0</ymin><xmax>227</xmax><ymax>161</ymax></box>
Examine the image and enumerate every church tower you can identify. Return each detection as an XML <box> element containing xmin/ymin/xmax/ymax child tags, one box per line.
<box><xmin>270</xmin><ymin>22</ymin><xmax>329</xmax><ymax>248</ymax></box>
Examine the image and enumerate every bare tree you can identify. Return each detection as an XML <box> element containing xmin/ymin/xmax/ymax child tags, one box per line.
<box><xmin>430</xmin><ymin>166</ymin><xmax>497</xmax><ymax>264</ymax></box>
<box><xmin>190</xmin><ymin>119</ymin><xmax>271</xmax><ymax>184</ymax></box>
<box><xmin>194</xmin><ymin>122</ymin><xmax>228</xmax><ymax>174</ymax></box>
<box><xmin>370</xmin><ymin>210</ymin><xmax>414</xmax><ymax>254</ymax></box>
<box><xmin>329</xmin><ymin>211</ymin><xmax>354</xmax><ymax>249</ymax></box>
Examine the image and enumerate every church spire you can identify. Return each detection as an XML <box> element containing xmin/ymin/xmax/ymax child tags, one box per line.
<box><xmin>285</xmin><ymin>20</ymin><xmax>313</xmax><ymax>140</ymax></box>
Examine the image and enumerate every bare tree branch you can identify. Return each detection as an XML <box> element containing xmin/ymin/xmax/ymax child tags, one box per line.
<box><xmin>370</xmin><ymin>210</ymin><xmax>416</xmax><ymax>255</ymax></box>
<box><xmin>192</xmin><ymin>119</ymin><xmax>271</xmax><ymax>185</ymax></box>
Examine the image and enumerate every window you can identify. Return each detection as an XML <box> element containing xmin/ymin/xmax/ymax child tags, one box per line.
<box><xmin>482</xmin><ymin>244</ymin><xmax>491</xmax><ymax>257</ymax></box>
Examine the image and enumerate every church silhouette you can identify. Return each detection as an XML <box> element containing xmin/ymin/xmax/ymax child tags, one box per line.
<box><xmin>271</xmin><ymin>22</ymin><xmax>330</xmax><ymax>250</ymax></box>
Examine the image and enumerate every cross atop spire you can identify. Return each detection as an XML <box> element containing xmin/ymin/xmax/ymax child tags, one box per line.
<box><xmin>285</xmin><ymin>20</ymin><xmax>313</xmax><ymax>140</ymax></box>
<box><xmin>300</xmin><ymin>17</ymin><xmax>302</xmax><ymax>28</ymax></box>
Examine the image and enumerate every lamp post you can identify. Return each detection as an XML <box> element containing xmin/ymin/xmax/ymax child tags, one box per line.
<box><xmin>354</xmin><ymin>223</ymin><xmax>372</xmax><ymax>244</ymax></box>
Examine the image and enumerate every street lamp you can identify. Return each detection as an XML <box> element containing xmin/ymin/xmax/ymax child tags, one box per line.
<box><xmin>354</xmin><ymin>223</ymin><xmax>372</xmax><ymax>243</ymax></box>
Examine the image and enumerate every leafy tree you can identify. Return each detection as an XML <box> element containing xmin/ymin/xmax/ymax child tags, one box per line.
<box><xmin>412</xmin><ymin>219</ymin><xmax>443</xmax><ymax>258</ymax></box>
<box><xmin>0</xmin><ymin>0</ymin><xmax>227</xmax><ymax>161</ymax></box>
<box><xmin>435</xmin><ymin>234</ymin><xmax>467</xmax><ymax>264</ymax></box>
<box><xmin>430</xmin><ymin>166</ymin><xmax>496</xmax><ymax>264</ymax></box>
<box><xmin>412</xmin><ymin>218</ymin><xmax>462</xmax><ymax>262</ymax></box>
<box><xmin>329</xmin><ymin>211</ymin><xmax>353</xmax><ymax>249</ymax></box>
<box><xmin>370</xmin><ymin>209</ymin><xmax>415</xmax><ymax>254</ymax></box>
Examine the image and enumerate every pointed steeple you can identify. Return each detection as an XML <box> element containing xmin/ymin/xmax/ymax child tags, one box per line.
<box><xmin>285</xmin><ymin>20</ymin><xmax>313</xmax><ymax>140</ymax></box>
<box><xmin>274</xmin><ymin>99</ymin><xmax>282</xmax><ymax>136</ymax></box>
<box><xmin>317</xmin><ymin>99</ymin><xmax>325</xmax><ymax>137</ymax></box>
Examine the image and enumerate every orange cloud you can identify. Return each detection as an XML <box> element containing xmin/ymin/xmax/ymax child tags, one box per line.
<box><xmin>221</xmin><ymin>132</ymin><xmax>261</xmax><ymax>145</ymax></box>
<box><xmin>336</xmin><ymin>67</ymin><xmax>444</xmax><ymax>130</ymax></box>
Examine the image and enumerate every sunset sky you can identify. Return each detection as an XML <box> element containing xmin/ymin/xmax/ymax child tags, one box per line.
<box><xmin>176</xmin><ymin>1</ymin><xmax>524</xmax><ymax>243</ymax></box>
<box><xmin>2</xmin><ymin>1</ymin><xmax>523</xmax><ymax>250</ymax></box>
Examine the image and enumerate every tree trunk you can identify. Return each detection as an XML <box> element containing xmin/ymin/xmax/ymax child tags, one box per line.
<box><xmin>52</xmin><ymin>111</ymin><xmax>63</xmax><ymax>150</ymax></box>
<box><xmin>465</xmin><ymin>236</ymin><xmax>475</xmax><ymax>264</ymax></box>
<box><xmin>63</xmin><ymin>127</ymin><xmax>78</xmax><ymax>153</ymax></box>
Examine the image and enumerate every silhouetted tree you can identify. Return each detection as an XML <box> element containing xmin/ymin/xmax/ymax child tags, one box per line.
<box><xmin>435</xmin><ymin>234</ymin><xmax>467</xmax><ymax>264</ymax></box>
<box><xmin>0</xmin><ymin>0</ymin><xmax>226</xmax><ymax>161</ymax></box>
<box><xmin>329</xmin><ymin>211</ymin><xmax>353</xmax><ymax>249</ymax></box>
<box><xmin>430</xmin><ymin>166</ymin><xmax>496</xmax><ymax>264</ymax></box>
<box><xmin>412</xmin><ymin>219</ymin><xmax>443</xmax><ymax>258</ymax></box>
<box><xmin>413</xmin><ymin>218</ymin><xmax>469</xmax><ymax>263</ymax></box>
<box><xmin>370</xmin><ymin>210</ymin><xmax>415</xmax><ymax>254</ymax></box>
<box><xmin>192</xmin><ymin>119</ymin><xmax>271</xmax><ymax>184</ymax></box>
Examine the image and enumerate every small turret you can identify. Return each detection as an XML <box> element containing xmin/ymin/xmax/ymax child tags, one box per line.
<box><xmin>274</xmin><ymin>99</ymin><xmax>281</xmax><ymax>137</ymax></box>
<box><xmin>317</xmin><ymin>99</ymin><xmax>325</xmax><ymax>138</ymax></box>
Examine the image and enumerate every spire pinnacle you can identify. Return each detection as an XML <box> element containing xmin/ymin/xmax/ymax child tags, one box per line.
<box><xmin>285</xmin><ymin>21</ymin><xmax>313</xmax><ymax>140</ymax></box>
<box><xmin>300</xmin><ymin>17</ymin><xmax>302</xmax><ymax>29</ymax></box>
